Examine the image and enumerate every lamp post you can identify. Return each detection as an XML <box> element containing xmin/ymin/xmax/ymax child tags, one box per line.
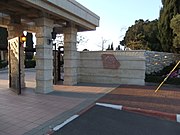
<box><xmin>21</xmin><ymin>34</ymin><xmax>26</xmax><ymax>43</ymax></box>
<box><xmin>18</xmin><ymin>34</ymin><xmax>26</xmax><ymax>94</ymax></box>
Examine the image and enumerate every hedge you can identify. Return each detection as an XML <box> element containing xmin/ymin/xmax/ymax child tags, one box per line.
<box><xmin>24</xmin><ymin>59</ymin><xmax>36</xmax><ymax>68</ymax></box>
<box><xmin>0</xmin><ymin>60</ymin><xmax>8</xmax><ymax>68</ymax></box>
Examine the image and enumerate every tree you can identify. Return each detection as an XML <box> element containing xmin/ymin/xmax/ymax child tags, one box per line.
<box><xmin>97</xmin><ymin>37</ymin><xmax>108</xmax><ymax>51</ymax></box>
<box><xmin>110</xmin><ymin>42</ymin><xmax>114</xmax><ymax>50</ymax></box>
<box><xmin>54</xmin><ymin>34</ymin><xmax>88</xmax><ymax>50</ymax></box>
<box><xmin>0</xmin><ymin>27</ymin><xmax>8</xmax><ymax>50</ymax></box>
<box><xmin>25</xmin><ymin>32</ymin><xmax>34</xmax><ymax>60</ymax></box>
<box><xmin>116</xmin><ymin>45</ymin><xmax>121</xmax><ymax>50</ymax></box>
<box><xmin>106</xmin><ymin>45</ymin><xmax>111</xmax><ymax>50</ymax></box>
<box><xmin>120</xmin><ymin>19</ymin><xmax>147</xmax><ymax>50</ymax></box>
<box><xmin>158</xmin><ymin>0</ymin><xmax>180</xmax><ymax>52</ymax></box>
<box><xmin>77</xmin><ymin>34</ymin><xmax>88</xmax><ymax>46</ymax></box>
<box><xmin>170</xmin><ymin>14</ymin><xmax>180</xmax><ymax>50</ymax></box>
<box><xmin>106</xmin><ymin>43</ymin><xmax>114</xmax><ymax>50</ymax></box>
<box><xmin>120</xmin><ymin>19</ymin><xmax>162</xmax><ymax>51</ymax></box>
<box><xmin>143</xmin><ymin>20</ymin><xmax>162</xmax><ymax>51</ymax></box>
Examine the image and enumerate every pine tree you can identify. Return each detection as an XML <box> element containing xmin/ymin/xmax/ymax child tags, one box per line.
<box><xmin>158</xmin><ymin>0</ymin><xmax>180</xmax><ymax>52</ymax></box>
<box><xmin>120</xmin><ymin>19</ymin><xmax>161</xmax><ymax>51</ymax></box>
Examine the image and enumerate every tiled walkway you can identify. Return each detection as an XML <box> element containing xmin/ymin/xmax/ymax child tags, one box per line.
<box><xmin>0</xmin><ymin>70</ymin><xmax>117</xmax><ymax>135</ymax></box>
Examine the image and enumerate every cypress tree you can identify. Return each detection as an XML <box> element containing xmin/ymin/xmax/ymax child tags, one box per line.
<box><xmin>158</xmin><ymin>0</ymin><xmax>180</xmax><ymax>52</ymax></box>
<box><xmin>170</xmin><ymin>14</ymin><xmax>180</xmax><ymax>50</ymax></box>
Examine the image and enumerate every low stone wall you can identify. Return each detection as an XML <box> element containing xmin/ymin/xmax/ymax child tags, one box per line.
<box><xmin>78</xmin><ymin>50</ymin><xmax>146</xmax><ymax>85</ymax></box>
<box><xmin>145</xmin><ymin>51</ymin><xmax>180</xmax><ymax>74</ymax></box>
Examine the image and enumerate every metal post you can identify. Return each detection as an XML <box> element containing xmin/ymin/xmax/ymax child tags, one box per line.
<box><xmin>54</xmin><ymin>43</ymin><xmax>56</xmax><ymax>85</ymax></box>
<box><xmin>58</xmin><ymin>47</ymin><xmax>61</xmax><ymax>81</ymax></box>
<box><xmin>8</xmin><ymin>42</ymin><xmax>11</xmax><ymax>88</ymax></box>
<box><xmin>18</xmin><ymin>37</ymin><xmax>21</xmax><ymax>95</ymax></box>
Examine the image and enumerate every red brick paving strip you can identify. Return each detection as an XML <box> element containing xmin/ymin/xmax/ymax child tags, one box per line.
<box><xmin>98</xmin><ymin>85</ymin><xmax>180</xmax><ymax>120</ymax></box>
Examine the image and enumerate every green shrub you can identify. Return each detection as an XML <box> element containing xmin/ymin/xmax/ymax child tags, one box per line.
<box><xmin>145</xmin><ymin>75</ymin><xmax>180</xmax><ymax>85</ymax></box>
<box><xmin>145</xmin><ymin>62</ymin><xmax>180</xmax><ymax>85</ymax></box>
<box><xmin>24</xmin><ymin>59</ymin><xmax>36</xmax><ymax>68</ymax></box>
<box><xmin>149</xmin><ymin>62</ymin><xmax>179</xmax><ymax>76</ymax></box>
<box><xmin>0</xmin><ymin>60</ymin><xmax>8</xmax><ymax>68</ymax></box>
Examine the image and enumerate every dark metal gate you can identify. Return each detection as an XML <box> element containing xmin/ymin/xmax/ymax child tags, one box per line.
<box><xmin>53</xmin><ymin>46</ymin><xmax>64</xmax><ymax>85</ymax></box>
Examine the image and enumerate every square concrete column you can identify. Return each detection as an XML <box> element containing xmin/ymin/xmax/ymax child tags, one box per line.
<box><xmin>35</xmin><ymin>17</ymin><xmax>54</xmax><ymax>93</ymax></box>
<box><xmin>7</xmin><ymin>24</ymin><xmax>25</xmax><ymax>89</ymax></box>
<box><xmin>63</xmin><ymin>27</ymin><xmax>78</xmax><ymax>85</ymax></box>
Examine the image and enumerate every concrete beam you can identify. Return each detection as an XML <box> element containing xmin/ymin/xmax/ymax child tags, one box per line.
<box><xmin>16</xmin><ymin>0</ymin><xmax>100</xmax><ymax>31</ymax></box>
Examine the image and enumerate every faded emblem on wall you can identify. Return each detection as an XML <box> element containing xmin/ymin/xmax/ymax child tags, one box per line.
<box><xmin>101</xmin><ymin>54</ymin><xmax>120</xmax><ymax>69</ymax></box>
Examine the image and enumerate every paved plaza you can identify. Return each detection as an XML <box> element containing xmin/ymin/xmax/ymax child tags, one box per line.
<box><xmin>0</xmin><ymin>69</ymin><xmax>180</xmax><ymax>135</ymax></box>
<box><xmin>0</xmin><ymin>69</ymin><xmax>117</xmax><ymax>135</ymax></box>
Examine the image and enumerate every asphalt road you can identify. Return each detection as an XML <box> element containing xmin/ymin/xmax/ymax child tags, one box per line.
<box><xmin>53</xmin><ymin>105</ymin><xmax>180</xmax><ymax>135</ymax></box>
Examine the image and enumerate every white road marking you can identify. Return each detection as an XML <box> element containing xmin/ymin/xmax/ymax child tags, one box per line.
<box><xmin>96</xmin><ymin>102</ymin><xmax>123</xmax><ymax>110</ymax></box>
<box><xmin>53</xmin><ymin>115</ymin><xmax>79</xmax><ymax>131</ymax></box>
<box><xmin>176</xmin><ymin>114</ymin><xmax>180</xmax><ymax>123</ymax></box>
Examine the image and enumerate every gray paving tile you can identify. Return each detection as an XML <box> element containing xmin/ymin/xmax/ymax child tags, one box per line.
<box><xmin>0</xmin><ymin>122</ymin><xmax>14</xmax><ymax>131</ymax></box>
<box><xmin>23</xmin><ymin>123</ymin><xmax>39</xmax><ymax>130</ymax></box>
<box><xmin>0</xmin><ymin>131</ymin><xmax>12</xmax><ymax>135</ymax></box>
<box><xmin>3</xmin><ymin>125</ymin><xmax>21</xmax><ymax>134</ymax></box>
<box><xmin>1</xmin><ymin>71</ymin><xmax>116</xmax><ymax>135</ymax></box>
<box><xmin>12</xmin><ymin>128</ymin><xmax>29</xmax><ymax>135</ymax></box>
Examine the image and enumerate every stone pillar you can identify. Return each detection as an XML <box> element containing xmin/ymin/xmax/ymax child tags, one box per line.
<box><xmin>35</xmin><ymin>17</ymin><xmax>54</xmax><ymax>93</ymax></box>
<box><xmin>63</xmin><ymin>26</ymin><xmax>78</xmax><ymax>85</ymax></box>
<box><xmin>7</xmin><ymin>24</ymin><xmax>25</xmax><ymax>89</ymax></box>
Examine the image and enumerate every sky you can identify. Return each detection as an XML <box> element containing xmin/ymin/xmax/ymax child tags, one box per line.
<box><xmin>76</xmin><ymin>0</ymin><xmax>162</xmax><ymax>51</ymax></box>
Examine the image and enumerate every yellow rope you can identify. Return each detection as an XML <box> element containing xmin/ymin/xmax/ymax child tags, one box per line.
<box><xmin>155</xmin><ymin>60</ymin><xmax>180</xmax><ymax>93</ymax></box>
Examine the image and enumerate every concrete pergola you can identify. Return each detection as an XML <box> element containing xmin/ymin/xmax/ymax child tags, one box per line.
<box><xmin>0</xmin><ymin>0</ymin><xmax>99</xmax><ymax>93</ymax></box>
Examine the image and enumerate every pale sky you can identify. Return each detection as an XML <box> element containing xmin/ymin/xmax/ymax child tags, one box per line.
<box><xmin>76</xmin><ymin>0</ymin><xmax>162</xmax><ymax>51</ymax></box>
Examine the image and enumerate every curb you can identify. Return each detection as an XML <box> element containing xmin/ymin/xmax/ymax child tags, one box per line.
<box><xmin>96</xmin><ymin>102</ymin><xmax>180</xmax><ymax>123</ymax></box>
<box><xmin>45</xmin><ymin>115</ymin><xmax>80</xmax><ymax>135</ymax></box>
<box><xmin>46</xmin><ymin>104</ymin><xmax>95</xmax><ymax>135</ymax></box>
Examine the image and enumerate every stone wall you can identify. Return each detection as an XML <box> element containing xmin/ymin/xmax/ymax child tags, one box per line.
<box><xmin>145</xmin><ymin>51</ymin><xmax>180</xmax><ymax>74</ymax></box>
<box><xmin>76</xmin><ymin>50</ymin><xmax>179</xmax><ymax>85</ymax></box>
<box><xmin>78</xmin><ymin>50</ymin><xmax>146</xmax><ymax>85</ymax></box>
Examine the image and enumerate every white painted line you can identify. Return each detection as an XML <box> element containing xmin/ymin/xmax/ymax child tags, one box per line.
<box><xmin>176</xmin><ymin>114</ymin><xmax>180</xmax><ymax>123</ymax></box>
<box><xmin>96</xmin><ymin>102</ymin><xmax>123</xmax><ymax>110</ymax></box>
<box><xmin>53</xmin><ymin>115</ymin><xmax>79</xmax><ymax>131</ymax></box>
